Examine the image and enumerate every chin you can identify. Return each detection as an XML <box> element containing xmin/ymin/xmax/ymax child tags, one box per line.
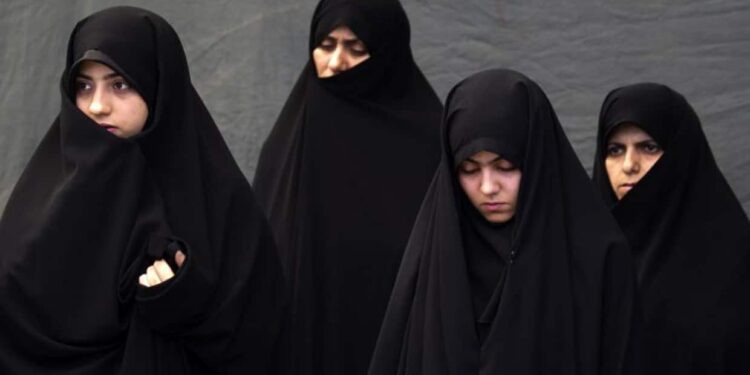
<box><xmin>484</xmin><ymin>212</ymin><xmax>514</xmax><ymax>224</ymax></box>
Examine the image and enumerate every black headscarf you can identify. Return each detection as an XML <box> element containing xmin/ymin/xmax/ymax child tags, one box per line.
<box><xmin>592</xmin><ymin>83</ymin><xmax>750</xmax><ymax>374</ymax></box>
<box><xmin>252</xmin><ymin>0</ymin><xmax>442</xmax><ymax>373</ymax></box>
<box><xmin>369</xmin><ymin>69</ymin><xmax>636</xmax><ymax>375</ymax></box>
<box><xmin>0</xmin><ymin>6</ymin><xmax>285</xmax><ymax>374</ymax></box>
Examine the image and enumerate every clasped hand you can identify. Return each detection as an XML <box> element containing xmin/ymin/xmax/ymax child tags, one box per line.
<box><xmin>138</xmin><ymin>250</ymin><xmax>186</xmax><ymax>287</ymax></box>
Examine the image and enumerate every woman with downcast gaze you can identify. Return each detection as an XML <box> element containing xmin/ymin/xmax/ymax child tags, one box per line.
<box><xmin>369</xmin><ymin>69</ymin><xmax>637</xmax><ymax>375</ymax></box>
<box><xmin>253</xmin><ymin>0</ymin><xmax>443</xmax><ymax>373</ymax></box>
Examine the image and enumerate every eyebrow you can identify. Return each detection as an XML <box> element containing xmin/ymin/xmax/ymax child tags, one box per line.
<box><xmin>607</xmin><ymin>139</ymin><xmax>654</xmax><ymax>146</ymax></box>
<box><xmin>323</xmin><ymin>36</ymin><xmax>363</xmax><ymax>44</ymax></box>
<box><xmin>465</xmin><ymin>156</ymin><xmax>503</xmax><ymax>164</ymax></box>
<box><xmin>76</xmin><ymin>72</ymin><xmax>121</xmax><ymax>80</ymax></box>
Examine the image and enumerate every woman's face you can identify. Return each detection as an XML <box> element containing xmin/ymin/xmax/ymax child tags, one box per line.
<box><xmin>605</xmin><ymin>123</ymin><xmax>664</xmax><ymax>200</ymax></box>
<box><xmin>312</xmin><ymin>25</ymin><xmax>370</xmax><ymax>78</ymax></box>
<box><xmin>75</xmin><ymin>60</ymin><xmax>149</xmax><ymax>138</ymax></box>
<box><xmin>458</xmin><ymin>150</ymin><xmax>522</xmax><ymax>224</ymax></box>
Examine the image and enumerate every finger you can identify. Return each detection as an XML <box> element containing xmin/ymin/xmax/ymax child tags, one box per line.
<box><xmin>146</xmin><ymin>265</ymin><xmax>161</xmax><ymax>286</ymax></box>
<box><xmin>175</xmin><ymin>250</ymin><xmax>186</xmax><ymax>268</ymax></box>
<box><xmin>153</xmin><ymin>259</ymin><xmax>175</xmax><ymax>281</ymax></box>
<box><xmin>139</xmin><ymin>273</ymin><xmax>150</xmax><ymax>287</ymax></box>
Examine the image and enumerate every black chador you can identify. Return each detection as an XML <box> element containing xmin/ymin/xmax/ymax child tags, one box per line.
<box><xmin>0</xmin><ymin>7</ymin><xmax>285</xmax><ymax>374</ymax></box>
<box><xmin>369</xmin><ymin>69</ymin><xmax>637</xmax><ymax>375</ymax></box>
<box><xmin>593</xmin><ymin>83</ymin><xmax>750</xmax><ymax>374</ymax></box>
<box><xmin>253</xmin><ymin>0</ymin><xmax>442</xmax><ymax>373</ymax></box>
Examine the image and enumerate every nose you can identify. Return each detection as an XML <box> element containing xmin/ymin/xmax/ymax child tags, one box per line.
<box><xmin>328</xmin><ymin>46</ymin><xmax>348</xmax><ymax>73</ymax></box>
<box><xmin>480</xmin><ymin>169</ymin><xmax>500</xmax><ymax>196</ymax></box>
<box><xmin>622</xmin><ymin>148</ymin><xmax>640</xmax><ymax>174</ymax></box>
<box><xmin>88</xmin><ymin>87</ymin><xmax>111</xmax><ymax>117</ymax></box>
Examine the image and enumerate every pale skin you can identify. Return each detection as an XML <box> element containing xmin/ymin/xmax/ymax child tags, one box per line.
<box><xmin>75</xmin><ymin>60</ymin><xmax>186</xmax><ymax>287</ymax></box>
<box><xmin>138</xmin><ymin>252</ymin><xmax>187</xmax><ymax>287</ymax></box>
<box><xmin>605</xmin><ymin>123</ymin><xmax>664</xmax><ymax>200</ymax></box>
<box><xmin>312</xmin><ymin>25</ymin><xmax>370</xmax><ymax>78</ymax></box>
<box><xmin>457</xmin><ymin>150</ymin><xmax>522</xmax><ymax>224</ymax></box>
<box><xmin>75</xmin><ymin>61</ymin><xmax>149</xmax><ymax>138</ymax></box>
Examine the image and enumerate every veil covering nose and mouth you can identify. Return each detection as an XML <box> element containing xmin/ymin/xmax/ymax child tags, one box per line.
<box><xmin>252</xmin><ymin>0</ymin><xmax>442</xmax><ymax>373</ymax></box>
<box><xmin>369</xmin><ymin>69</ymin><xmax>636</xmax><ymax>375</ymax></box>
<box><xmin>592</xmin><ymin>83</ymin><xmax>750</xmax><ymax>374</ymax></box>
<box><xmin>0</xmin><ymin>6</ymin><xmax>285</xmax><ymax>374</ymax></box>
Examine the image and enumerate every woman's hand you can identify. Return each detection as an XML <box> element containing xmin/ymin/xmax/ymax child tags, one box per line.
<box><xmin>138</xmin><ymin>250</ymin><xmax>186</xmax><ymax>287</ymax></box>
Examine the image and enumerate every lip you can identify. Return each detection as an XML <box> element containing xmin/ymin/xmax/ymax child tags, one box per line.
<box><xmin>481</xmin><ymin>202</ymin><xmax>508</xmax><ymax>212</ymax></box>
<box><xmin>98</xmin><ymin>123</ymin><xmax>118</xmax><ymax>133</ymax></box>
<box><xmin>619</xmin><ymin>182</ymin><xmax>637</xmax><ymax>191</ymax></box>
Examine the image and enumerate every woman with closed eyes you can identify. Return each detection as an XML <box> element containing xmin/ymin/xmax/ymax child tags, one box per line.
<box><xmin>369</xmin><ymin>69</ymin><xmax>637</xmax><ymax>375</ymax></box>
<box><xmin>252</xmin><ymin>0</ymin><xmax>442</xmax><ymax>373</ymax></box>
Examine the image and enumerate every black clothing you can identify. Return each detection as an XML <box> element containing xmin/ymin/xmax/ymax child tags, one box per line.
<box><xmin>0</xmin><ymin>6</ymin><xmax>285</xmax><ymax>374</ymax></box>
<box><xmin>252</xmin><ymin>0</ymin><xmax>442</xmax><ymax>373</ymax></box>
<box><xmin>369</xmin><ymin>69</ymin><xmax>637</xmax><ymax>375</ymax></box>
<box><xmin>593</xmin><ymin>83</ymin><xmax>750</xmax><ymax>374</ymax></box>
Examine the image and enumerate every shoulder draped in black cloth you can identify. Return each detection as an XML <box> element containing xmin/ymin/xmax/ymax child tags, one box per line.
<box><xmin>369</xmin><ymin>69</ymin><xmax>637</xmax><ymax>375</ymax></box>
<box><xmin>592</xmin><ymin>83</ymin><xmax>750</xmax><ymax>374</ymax></box>
<box><xmin>252</xmin><ymin>0</ymin><xmax>442</xmax><ymax>373</ymax></box>
<box><xmin>0</xmin><ymin>6</ymin><xmax>285</xmax><ymax>374</ymax></box>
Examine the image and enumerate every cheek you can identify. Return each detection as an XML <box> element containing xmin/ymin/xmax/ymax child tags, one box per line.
<box><xmin>458</xmin><ymin>175</ymin><xmax>473</xmax><ymax>194</ymax></box>
<box><xmin>75</xmin><ymin>96</ymin><xmax>89</xmax><ymax>113</ymax></box>
<box><xmin>312</xmin><ymin>50</ymin><xmax>329</xmax><ymax>75</ymax></box>
<box><xmin>458</xmin><ymin>175</ymin><xmax>480</xmax><ymax>203</ymax></box>
<box><xmin>505</xmin><ymin>173</ymin><xmax>522</xmax><ymax>206</ymax></box>
<box><xmin>604</xmin><ymin>158</ymin><xmax>620</xmax><ymax>178</ymax></box>
<box><xmin>123</xmin><ymin>97</ymin><xmax>149</xmax><ymax>132</ymax></box>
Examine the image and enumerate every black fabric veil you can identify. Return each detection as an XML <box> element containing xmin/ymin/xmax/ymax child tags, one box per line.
<box><xmin>252</xmin><ymin>0</ymin><xmax>442</xmax><ymax>373</ymax></box>
<box><xmin>369</xmin><ymin>69</ymin><xmax>636</xmax><ymax>375</ymax></box>
<box><xmin>0</xmin><ymin>6</ymin><xmax>285</xmax><ymax>374</ymax></box>
<box><xmin>592</xmin><ymin>83</ymin><xmax>750</xmax><ymax>374</ymax></box>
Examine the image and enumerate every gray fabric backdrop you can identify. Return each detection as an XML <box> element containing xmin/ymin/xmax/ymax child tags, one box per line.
<box><xmin>1</xmin><ymin>0</ymin><xmax>748</xmax><ymax>215</ymax></box>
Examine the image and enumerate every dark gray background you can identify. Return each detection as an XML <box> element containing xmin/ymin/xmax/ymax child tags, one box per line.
<box><xmin>1</xmin><ymin>0</ymin><xmax>748</xmax><ymax>214</ymax></box>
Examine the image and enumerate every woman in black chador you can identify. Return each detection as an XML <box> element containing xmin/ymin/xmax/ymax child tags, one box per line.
<box><xmin>593</xmin><ymin>83</ymin><xmax>750</xmax><ymax>374</ymax></box>
<box><xmin>369</xmin><ymin>69</ymin><xmax>637</xmax><ymax>375</ymax></box>
<box><xmin>0</xmin><ymin>6</ymin><xmax>285</xmax><ymax>374</ymax></box>
<box><xmin>252</xmin><ymin>0</ymin><xmax>442</xmax><ymax>373</ymax></box>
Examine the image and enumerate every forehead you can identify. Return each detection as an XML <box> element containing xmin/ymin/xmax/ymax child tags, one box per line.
<box><xmin>607</xmin><ymin>123</ymin><xmax>655</xmax><ymax>143</ymax></box>
<box><xmin>326</xmin><ymin>25</ymin><xmax>361</xmax><ymax>40</ymax></box>
<box><xmin>76</xmin><ymin>60</ymin><xmax>117</xmax><ymax>77</ymax></box>
<box><xmin>464</xmin><ymin>150</ymin><xmax>501</xmax><ymax>163</ymax></box>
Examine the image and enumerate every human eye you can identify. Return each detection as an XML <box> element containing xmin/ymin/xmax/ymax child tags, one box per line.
<box><xmin>112</xmin><ymin>79</ymin><xmax>131</xmax><ymax>91</ymax></box>
<box><xmin>641</xmin><ymin>141</ymin><xmax>662</xmax><ymax>154</ymax></box>
<box><xmin>606</xmin><ymin>143</ymin><xmax>624</xmax><ymax>157</ymax></box>
<box><xmin>75</xmin><ymin>79</ymin><xmax>92</xmax><ymax>93</ymax></box>
<box><xmin>458</xmin><ymin>162</ymin><xmax>479</xmax><ymax>175</ymax></box>
<box><xmin>350</xmin><ymin>42</ymin><xmax>369</xmax><ymax>56</ymax></box>
<box><xmin>495</xmin><ymin>159</ymin><xmax>517</xmax><ymax>172</ymax></box>
<box><xmin>318</xmin><ymin>38</ymin><xmax>336</xmax><ymax>51</ymax></box>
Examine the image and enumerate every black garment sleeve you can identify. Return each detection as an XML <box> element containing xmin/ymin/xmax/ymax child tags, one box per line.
<box><xmin>135</xmin><ymin>235</ymin><xmax>213</xmax><ymax>335</ymax></box>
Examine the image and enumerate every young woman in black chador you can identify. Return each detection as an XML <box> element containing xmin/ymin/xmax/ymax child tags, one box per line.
<box><xmin>0</xmin><ymin>6</ymin><xmax>285</xmax><ymax>374</ymax></box>
<box><xmin>369</xmin><ymin>69</ymin><xmax>637</xmax><ymax>375</ymax></box>
<box><xmin>252</xmin><ymin>0</ymin><xmax>442</xmax><ymax>373</ymax></box>
<box><xmin>593</xmin><ymin>83</ymin><xmax>750</xmax><ymax>374</ymax></box>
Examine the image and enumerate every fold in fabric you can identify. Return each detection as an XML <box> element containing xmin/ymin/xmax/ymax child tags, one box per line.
<box><xmin>0</xmin><ymin>6</ymin><xmax>285</xmax><ymax>374</ymax></box>
<box><xmin>370</xmin><ymin>69</ymin><xmax>637</xmax><ymax>375</ymax></box>
<box><xmin>253</xmin><ymin>0</ymin><xmax>442</xmax><ymax>373</ymax></box>
<box><xmin>592</xmin><ymin>83</ymin><xmax>750</xmax><ymax>374</ymax></box>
